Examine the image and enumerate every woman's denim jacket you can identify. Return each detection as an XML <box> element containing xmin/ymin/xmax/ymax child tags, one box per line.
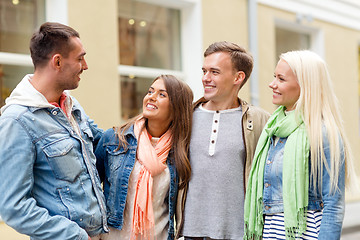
<box><xmin>0</xmin><ymin>99</ymin><xmax>108</xmax><ymax>240</ymax></box>
<box><xmin>95</xmin><ymin>126</ymin><xmax>179</xmax><ymax>240</ymax></box>
<box><xmin>262</xmin><ymin>132</ymin><xmax>345</xmax><ymax>240</ymax></box>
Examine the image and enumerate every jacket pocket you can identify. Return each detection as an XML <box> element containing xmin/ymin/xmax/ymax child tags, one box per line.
<box><xmin>43</xmin><ymin>138</ymin><xmax>83</xmax><ymax>182</ymax></box>
<box><xmin>106</xmin><ymin>145</ymin><xmax>127</xmax><ymax>172</ymax></box>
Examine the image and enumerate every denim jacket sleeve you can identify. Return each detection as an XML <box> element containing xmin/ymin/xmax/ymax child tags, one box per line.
<box><xmin>318</xmin><ymin>135</ymin><xmax>345</xmax><ymax>240</ymax></box>
<box><xmin>0</xmin><ymin>118</ymin><xmax>89</xmax><ymax>240</ymax></box>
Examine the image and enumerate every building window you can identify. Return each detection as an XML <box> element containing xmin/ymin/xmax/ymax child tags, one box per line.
<box><xmin>274</xmin><ymin>17</ymin><xmax>324</xmax><ymax>62</ymax></box>
<box><xmin>0</xmin><ymin>0</ymin><xmax>45</xmax><ymax>108</ymax></box>
<box><xmin>0</xmin><ymin>65</ymin><xmax>33</xmax><ymax>106</ymax></box>
<box><xmin>0</xmin><ymin>0</ymin><xmax>45</xmax><ymax>54</ymax></box>
<box><xmin>118</xmin><ymin>0</ymin><xmax>183</xmax><ymax>120</ymax></box>
<box><xmin>275</xmin><ymin>27</ymin><xmax>311</xmax><ymax>61</ymax></box>
<box><xmin>118</xmin><ymin>0</ymin><xmax>181</xmax><ymax>70</ymax></box>
<box><xmin>120</xmin><ymin>75</ymin><xmax>153</xmax><ymax>120</ymax></box>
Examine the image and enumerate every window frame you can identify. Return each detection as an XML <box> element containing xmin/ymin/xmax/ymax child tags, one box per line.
<box><xmin>275</xmin><ymin>18</ymin><xmax>324</xmax><ymax>58</ymax></box>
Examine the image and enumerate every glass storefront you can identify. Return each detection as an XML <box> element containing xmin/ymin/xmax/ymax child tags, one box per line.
<box><xmin>0</xmin><ymin>0</ymin><xmax>45</xmax><ymax>54</ymax></box>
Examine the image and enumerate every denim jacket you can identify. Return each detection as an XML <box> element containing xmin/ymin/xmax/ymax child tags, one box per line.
<box><xmin>95</xmin><ymin>126</ymin><xmax>178</xmax><ymax>240</ymax></box>
<box><xmin>0</xmin><ymin>76</ymin><xmax>108</xmax><ymax>240</ymax></box>
<box><xmin>262</xmin><ymin>133</ymin><xmax>345</xmax><ymax>240</ymax></box>
<box><xmin>0</xmin><ymin>103</ymin><xmax>108</xmax><ymax>239</ymax></box>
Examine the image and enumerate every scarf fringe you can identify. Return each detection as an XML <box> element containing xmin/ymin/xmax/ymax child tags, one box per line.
<box><xmin>284</xmin><ymin>207</ymin><xmax>307</xmax><ymax>239</ymax></box>
<box><xmin>244</xmin><ymin>198</ymin><xmax>264</xmax><ymax>240</ymax></box>
<box><xmin>132</xmin><ymin>206</ymin><xmax>155</xmax><ymax>240</ymax></box>
<box><xmin>244</xmin><ymin>227</ymin><xmax>263</xmax><ymax>240</ymax></box>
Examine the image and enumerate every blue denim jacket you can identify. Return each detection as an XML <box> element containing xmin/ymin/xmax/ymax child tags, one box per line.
<box><xmin>0</xmin><ymin>99</ymin><xmax>108</xmax><ymax>240</ymax></box>
<box><xmin>95</xmin><ymin>126</ymin><xmax>178</xmax><ymax>240</ymax></box>
<box><xmin>263</xmin><ymin>134</ymin><xmax>345</xmax><ymax>240</ymax></box>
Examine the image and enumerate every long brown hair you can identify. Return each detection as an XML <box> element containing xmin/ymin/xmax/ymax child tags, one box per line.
<box><xmin>116</xmin><ymin>75</ymin><xmax>193</xmax><ymax>189</ymax></box>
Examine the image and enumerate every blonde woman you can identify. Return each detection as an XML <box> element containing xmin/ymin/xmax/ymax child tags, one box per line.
<box><xmin>244</xmin><ymin>50</ymin><xmax>356</xmax><ymax>240</ymax></box>
<box><xmin>95</xmin><ymin>75</ymin><xmax>193</xmax><ymax>240</ymax></box>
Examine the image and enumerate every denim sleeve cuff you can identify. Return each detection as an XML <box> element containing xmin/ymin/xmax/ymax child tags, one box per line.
<box><xmin>76</xmin><ymin>228</ymin><xmax>89</xmax><ymax>240</ymax></box>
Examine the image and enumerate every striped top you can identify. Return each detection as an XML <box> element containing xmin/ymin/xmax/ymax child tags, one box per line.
<box><xmin>263</xmin><ymin>210</ymin><xmax>323</xmax><ymax>239</ymax></box>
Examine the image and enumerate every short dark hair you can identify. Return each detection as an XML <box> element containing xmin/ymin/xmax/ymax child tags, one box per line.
<box><xmin>30</xmin><ymin>22</ymin><xmax>80</xmax><ymax>69</ymax></box>
<box><xmin>204</xmin><ymin>41</ymin><xmax>254</xmax><ymax>84</ymax></box>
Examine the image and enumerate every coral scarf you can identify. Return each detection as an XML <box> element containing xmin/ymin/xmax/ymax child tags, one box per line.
<box><xmin>131</xmin><ymin>118</ymin><xmax>172</xmax><ymax>240</ymax></box>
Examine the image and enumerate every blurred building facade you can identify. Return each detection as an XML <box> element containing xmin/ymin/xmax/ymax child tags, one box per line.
<box><xmin>1</xmin><ymin>0</ymin><xmax>359</xmax><ymax>238</ymax></box>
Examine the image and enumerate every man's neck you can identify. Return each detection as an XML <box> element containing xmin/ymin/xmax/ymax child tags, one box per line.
<box><xmin>31</xmin><ymin>72</ymin><xmax>63</xmax><ymax>104</ymax></box>
<box><xmin>202</xmin><ymin>98</ymin><xmax>240</xmax><ymax>111</ymax></box>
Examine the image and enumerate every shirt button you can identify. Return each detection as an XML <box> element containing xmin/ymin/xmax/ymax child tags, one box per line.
<box><xmin>265</xmin><ymin>206</ymin><xmax>271</xmax><ymax>210</ymax></box>
<box><xmin>266</xmin><ymin>160</ymin><xmax>271</xmax><ymax>164</ymax></box>
<box><xmin>216</xmin><ymin>110</ymin><xmax>219</xmax><ymax>113</ymax></box>
<box><xmin>265</xmin><ymin>183</ymin><xmax>270</xmax><ymax>188</ymax></box>
<box><xmin>214</xmin><ymin>120</ymin><xmax>218</xmax><ymax>123</ymax></box>
<box><xmin>211</xmin><ymin>140</ymin><xmax>215</xmax><ymax>144</ymax></box>
<box><xmin>52</xmin><ymin>111</ymin><xmax>58</xmax><ymax>115</ymax></box>
<box><xmin>213</xmin><ymin>129</ymin><xmax>217</xmax><ymax>133</ymax></box>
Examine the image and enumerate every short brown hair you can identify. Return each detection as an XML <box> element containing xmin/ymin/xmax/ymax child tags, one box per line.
<box><xmin>204</xmin><ymin>41</ymin><xmax>253</xmax><ymax>84</ymax></box>
<box><xmin>30</xmin><ymin>22</ymin><xmax>80</xmax><ymax>69</ymax></box>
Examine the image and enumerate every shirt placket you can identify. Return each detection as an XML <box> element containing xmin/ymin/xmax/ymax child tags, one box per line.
<box><xmin>209</xmin><ymin>110</ymin><xmax>220</xmax><ymax>156</ymax></box>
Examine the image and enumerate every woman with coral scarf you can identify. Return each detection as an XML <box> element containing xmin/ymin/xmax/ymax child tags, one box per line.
<box><xmin>95</xmin><ymin>75</ymin><xmax>193</xmax><ymax>240</ymax></box>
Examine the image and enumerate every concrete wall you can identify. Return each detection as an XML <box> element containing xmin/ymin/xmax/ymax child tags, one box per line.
<box><xmin>68</xmin><ymin>0</ymin><xmax>121</xmax><ymax>130</ymax></box>
<box><xmin>201</xmin><ymin>0</ymin><xmax>251</xmax><ymax>102</ymax></box>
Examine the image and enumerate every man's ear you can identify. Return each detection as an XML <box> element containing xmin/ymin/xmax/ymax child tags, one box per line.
<box><xmin>51</xmin><ymin>54</ymin><xmax>62</xmax><ymax>69</ymax></box>
<box><xmin>234</xmin><ymin>71</ymin><xmax>246</xmax><ymax>87</ymax></box>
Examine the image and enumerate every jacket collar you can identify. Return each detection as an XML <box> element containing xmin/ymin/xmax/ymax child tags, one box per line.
<box><xmin>1</xmin><ymin>74</ymin><xmax>74</xmax><ymax>116</ymax></box>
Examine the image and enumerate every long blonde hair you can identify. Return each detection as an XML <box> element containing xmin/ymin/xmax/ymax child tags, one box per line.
<box><xmin>280</xmin><ymin>50</ymin><xmax>355</xmax><ymax>193</ymax></box>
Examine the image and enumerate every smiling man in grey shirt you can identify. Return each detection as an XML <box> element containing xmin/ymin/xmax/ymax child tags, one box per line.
<box><xmin>180</xmin><ymin>41</ymin><xmax>269</xmax><ymax>240</ymax></box>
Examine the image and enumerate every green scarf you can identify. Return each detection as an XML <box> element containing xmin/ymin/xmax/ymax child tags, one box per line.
<box><xmin>244</xmin><ymin>106</ymin><xmax>310</xmax><ymax>240</ymax></box>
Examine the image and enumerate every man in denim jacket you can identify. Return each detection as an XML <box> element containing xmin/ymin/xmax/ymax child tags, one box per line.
<box><xmin>0</xmin><ymin>22</ymin><xmax>108</xmax><ymax>240</ymax></box>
